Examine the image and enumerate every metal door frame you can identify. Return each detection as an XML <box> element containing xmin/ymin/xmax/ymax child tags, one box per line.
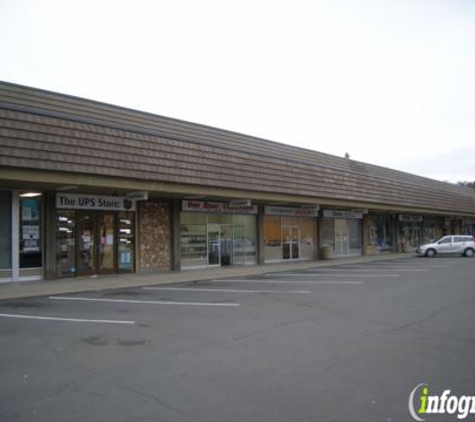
<box><xmin>334</xmin><ymin>219</ymin><xmax>350</xmax><ymax>256</ymax></box>
<box><xmin>282</xmin><ymin>225</ymin><xmax>301</xmax><ymax>260</ymax></box>
<box><xmin>76</xmin><ymin>211</ymin><xmax>118</xmax><ymax>276</ymax></box>
<box><xmin>76</xmin><ymin>211</ymin><xmax>97</xmax><ymax>276</ymax></box>
<box><xmin>207</xmin><ymin>224</ymin><xmax>221</xmax><ymax>266</ymax></box>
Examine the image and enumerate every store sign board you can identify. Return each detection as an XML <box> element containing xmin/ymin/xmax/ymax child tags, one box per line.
<box><xmin>398</xmin><ymin>214</ymin><xmax>423</xmax><ymax>223</ymax></box>
<box><xmin>56</xmin><ymin>193</ymin><xmax>136</xmax><ymax>211</ymax></box>
<box><xmin>229</xmin><ymin>199</ymin><xmax>252</xmax><ymax>207</ymax></box>
<box><xmin>126</xmin><ymin>191</ymin><xmax>149</xmax><ymax>201</ymax></box>
<box><xmin>323</xmin><ymin>209</ymin><xmax>363</xmax><ymax>219</ymax></box>
<box><xmin>265</xmin><ymin>206</ymin><xmax>319</xmax><ymax>217</ymax></box>
<box><xmin>182</xmin><ymin>200</ymin><xmax>258</xmax><ymax>214</ymax></box>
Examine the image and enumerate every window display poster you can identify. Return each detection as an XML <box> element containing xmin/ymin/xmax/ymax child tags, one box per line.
<box><xmin>21</xmin><ymin>199</ymin><xmax>41</xmax><ymax>253</ymax></box>
<box><xmin>22</xmin><ymin>199</ymin><xmax>39</xmax><ymax>221</ymax></box>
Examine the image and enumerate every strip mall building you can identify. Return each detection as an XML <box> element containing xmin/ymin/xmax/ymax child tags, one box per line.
<box><xmin>1</xmin><ymin>81</ymin><xmax>475</xmax><ymax>282</ymax></box>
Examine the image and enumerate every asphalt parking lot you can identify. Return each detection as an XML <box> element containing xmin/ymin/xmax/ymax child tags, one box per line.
<box><xmin>1</xmin><ymin>257</ymin><xmax>474</xmax><ymax>422</ymax></box>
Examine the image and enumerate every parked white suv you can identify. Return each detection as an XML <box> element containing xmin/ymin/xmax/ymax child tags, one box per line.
<box><xmin>417</xmin><ymin>235</ymin><xmax>475</xmax><ymax>257</ymax></box>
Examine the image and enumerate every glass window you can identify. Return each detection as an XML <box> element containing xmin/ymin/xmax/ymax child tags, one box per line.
<box><xmin>207</xmin><ymin>214</ymin><xmax>233</xmax><ymax>224</ymax></box>
<box><xmin>439</xmin><ymin>236</ymin><xmax>452</xmax><ymax>244</ymax></box>
<box><xmin>0</xmin><ymin>191</ymin><xmax>12</xmax><ymax>269</ymax></box>
<box><xmin>233</xmin><ymin>214</ymin><xmax>255</xmax><ymax>225</ymax></box>
<box><xmin>181</xmin><ymin>223</ymin><xmax>207</xmax><ymax>267</ymax></box>
<box><xmin>264</xmin><ymin>216</ymin><xmax>282</xmax><ymax>262</ymax></box>
<box><xmin>243</xmin><ymin>223</ymin><xmax>257</xmax><ymax>264</ymax></box>
<box><xmin>99</xmin><ymin>213</ymin><xmax>116</xmax><ymax>272</ymax></box>
<box><xmin>373</xmin><ymin>215</ymin><xmax>394</xmax><ymax>252</ymax></box>
<box><xmin>349</xmin><ymin>219</ymin><xmax>362</xmax><ymax>254</ymax></box>
<box><xmin>118</xmin><ymin>211</ymin><xmax>135</xmax><ymax>272</ymax></box>
<box><xmin>264</xmin><ymin>216</ymin><xmax>281</xmax><ymax>247</ymax></box>
<box><xmin>300</xmin><ymin>218</ymin><xmax>316</xmax><ymax>260</ymax></box>
<box><xmin>57</xmin><ymin>210</ymin><xmax>76</xmax><ymax>276</ymax></box>
<box><xmin>20</xmin><ymin>196</ymin><xmax>42</xmax><ymax>268</ymax></box>
<box><xmin>424</xmin><ymin>218</ymin><xmax>444</xmax><ymax>244</ymax></box>
<box><xmin>282</xmin><ymin>216</ymin><xmax>299</xmax><ymax>227</ymax></box>
<box><xmin>320</xmin><ymin>218</ymin><xmax>335</xmax><ymax>251</ymax></box>
<box><xmin>181</xmin><ymin>212</ymin><xmax>207</xmax><ymax>225</ymax></box>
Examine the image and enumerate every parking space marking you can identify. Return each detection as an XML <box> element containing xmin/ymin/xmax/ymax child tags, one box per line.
<box><xmin>0</xmin><ymin>313</ymin><xmax>135</xmax><ymax>325</ymax></box>
<box><xmin>346</xmin><ymin>265</ymin><xmax>448</xmax><ymax>269</ymax></box>
<box><xmin>305</xmin><ymin>268</ymin><xmax>428</xmax><ymax>272</ymax></box>
<box><xmin>346</xmin><ymin>266</ymin><xmax>443</xmax><ymax>269</ymax></box>
<box><xmin>143</xmin><ymin>287</ymin><xmax>312</xmax><ymax>294</ymax></box>
<box><xmin>49</xmin><ymin>296</ymin><xmax>240</xmax><ymax>307</ymax></box>
<box><xmin>265</xmin><ymin>273</ymin><xmax>398</xmax><ymax>278</ymax></box>
<box><xmin>212</xmin><ymin>279</ymin><xmax>363</xmax><ymax>285</ymax></box>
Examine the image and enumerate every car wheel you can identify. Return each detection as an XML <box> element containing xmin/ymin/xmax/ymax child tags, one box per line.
<box><xmin>425</xmin><ymin>249</ymin><xmax>436</xmax><ymax>258</ymax></box>
<box><xmin>464</xmin><ymin>248</ymin><xmax>474</xmax><ymax>257</ymax></box>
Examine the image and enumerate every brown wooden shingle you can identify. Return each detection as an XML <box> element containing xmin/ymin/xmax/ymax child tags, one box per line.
<box><xmin>0</xmin><ymin>81</ymin><xmax>475</xmax><ymax>215</ymax></box>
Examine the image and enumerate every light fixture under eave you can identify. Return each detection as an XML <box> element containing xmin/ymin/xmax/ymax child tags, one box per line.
<box><xmin>19</xmin><ymin>192</ymin><xmax>42</xmax><ymax>198</ymax></box>
<box><xmin>56</xmin><ymin>185</ymin><xmax>78</xmax><ymax>191</ymax></box>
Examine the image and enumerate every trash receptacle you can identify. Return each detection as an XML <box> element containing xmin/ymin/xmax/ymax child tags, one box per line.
<box><xmin>320</xmin><ymin>245</ymin><xmax>333</xmax><ymax>260</ymax></box>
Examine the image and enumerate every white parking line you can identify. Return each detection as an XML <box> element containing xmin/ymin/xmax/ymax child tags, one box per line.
<box><xmin>353</xmin><ymin>264</ymin><xmax>448</xmax><ymax>268</ymax></box>
<box><xmin>265</xmin><ymin>273</ymin><xmax>398</xmax><ymax>278</ymax></box>
<box><xmin>143</xmin><ymin>287</ymin><xmax>312</xmax><ymax>294</ymax></box>
<box><xmin>0</xmin><ymin>313</ymin><xmax>135</xmax><ymax>325</ymax></box>
<box><xmin>345</xmin><ymin>268</ymin><xmax>446</xmax><ymax>272</ymax></box>
<box><xmin>305</xmin><ymin>268</ymin><xmax>428</xmax><ymax>272</ymax></box>
<box><xmin>49</xmin><ymin>296</ymin><xmax>240</xmax><ymax>307</ymax></box>
<box><xmin>212</xmin><ymin>279</ymin><xmax>363</xmax><ymax>285</ymax></box>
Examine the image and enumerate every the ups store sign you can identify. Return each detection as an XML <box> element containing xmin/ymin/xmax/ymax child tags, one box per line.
<box><xmin>56</xmin><ymin>193</ymin><xmax>136</xmax><ymax>211</ymax></box>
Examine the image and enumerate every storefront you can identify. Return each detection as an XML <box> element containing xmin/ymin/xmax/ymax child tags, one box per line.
<box><xmin>320</xmin><ymin>210</ymin><xmax>363</xmax><ymax>257</ymax></box>
<box><xmin>423</xmin><ymin>217</ymin><xmax>444</xmax><ymax>243</ymax></box>
<box><xmin>462</xmin><ymin>218</ymin><xmax>475</xmax><ymax>236</ymax></box>
<box><xmin>397</xmin><ymin>214</ymin><xmax>423</xmax><ymax>252</ymax></box>
<box><xmin>263</xmin><ymin>206</ymin><xmax>318</xmax><ymax>263</ymax></box>
<box><xmin>445</xmin><ymin>216</ymin><xmax>463</xmax><ymax>235</ymax></box>
<box><xmin>55</xmin><ymin>193</ymin><xmax>136</xmax><ymax>277</ymax></box>
<box><xmin>180</xmin><ymin>201</ymin><xmax>257</xmax><ymax>269</ymax></box>
<box><xmin>0</xmin><ymin>190</ymin><xmax>43</xmax><ymax>282</ymax></box>
<box><xmin>363</xmin><ymin>213</ymin><xmax>396</xmax><ymax>254</ymax></box>
<box><xmin>0</xmin><ymin>191</ymin><xmax>11</xmax><ymax>281</ymax></box>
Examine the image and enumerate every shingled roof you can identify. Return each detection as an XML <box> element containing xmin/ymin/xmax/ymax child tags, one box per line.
<box><xmin>1</xmin><ymin>80</ymin><xmax>474</xmax><ymax>216</ymax></box>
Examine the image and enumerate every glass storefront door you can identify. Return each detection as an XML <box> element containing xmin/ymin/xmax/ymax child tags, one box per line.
<box><xmin>399</xmin><ymin>222</ymin><xmax>422</xmax><ymax>252</ymax></box>
<box><xmin>77</xmin><ymin>212</ymin><xmax>96</xmax><ymax>275</ymax></box>
<box><xmin>220</xmin><ymin>224</ymin><xmax>233</xmax><ymax>266</ymax></box>
<box><xmin>98</xmin><ymin>213</ymin><xmax>116</xmax><ymax>273</ymax></box>
<box><xmin>335</xmin><ymin>219</ymin><xmax>350</xmax><ymax>256</ymax></box>
<box><xmin>118</xmin><ymin>212</ymin><xmax>135</xmax><ymax>272</ymax></box>
<box><xmin>205</xmin><ymin>223</ymin><xmax>249</xmax><ymax>267</ymax></box>
<box><xmin>207</xmin><ymin>224</ymin><xmax>221</xmax><ymax>266</ymax></box>
<box><xmin>181</xmin><ymin>213</ymin><xmax>257</xmax><ymax>268</ymax></box>
<box><xmin>60</xmin><ymin>211</ymin><xmax>134</xmax><ymax>277</ymax></box>
<box><xmin>57</xmin><ymin>211</ymin><xmax>76</xmax><ymax>277</ymax></box>
<box><xmin>232</xmin><ymin>225</ymin><xmax>245</xmax><ymax>265</ymax></box>
<box><xmin>283</xmin><ymin>226</ymin><xmax>300</xmax><ymax>260</ymax></box>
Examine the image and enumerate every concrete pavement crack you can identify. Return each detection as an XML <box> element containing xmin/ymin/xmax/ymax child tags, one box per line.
<box><xmin>385</xmin><ymin>295</ymin><xmax>475</xmax><ymax>333</ymax></box>
<box><xmin>113</xmin><ymin>382</ymin><xmax>198</xmax><ymax>421</ymax></box>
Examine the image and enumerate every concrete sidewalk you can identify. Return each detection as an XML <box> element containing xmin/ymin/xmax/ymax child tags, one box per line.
<box><xmin>0</xmin><ymin>253</ymin><xmax>416</xmax><ymax>301</ymax></box>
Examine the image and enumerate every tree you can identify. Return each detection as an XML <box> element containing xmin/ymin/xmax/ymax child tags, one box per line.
<box><xmin>456</xmin><ymin>181</ymin><xmax>475</xmax><ymax>192</ymax></box>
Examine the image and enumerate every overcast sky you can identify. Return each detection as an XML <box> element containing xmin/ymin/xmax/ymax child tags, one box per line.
<box><xmin>1</xmin><ymin>0</ymin><xmax>474</xmax><ymax>183</ymax></box>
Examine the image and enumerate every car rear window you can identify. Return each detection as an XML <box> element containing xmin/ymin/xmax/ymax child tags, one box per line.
<box><xmin>454</xmin><ymin>236</ymin><xmax>472</xmax><ymax>242</ymax></box>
